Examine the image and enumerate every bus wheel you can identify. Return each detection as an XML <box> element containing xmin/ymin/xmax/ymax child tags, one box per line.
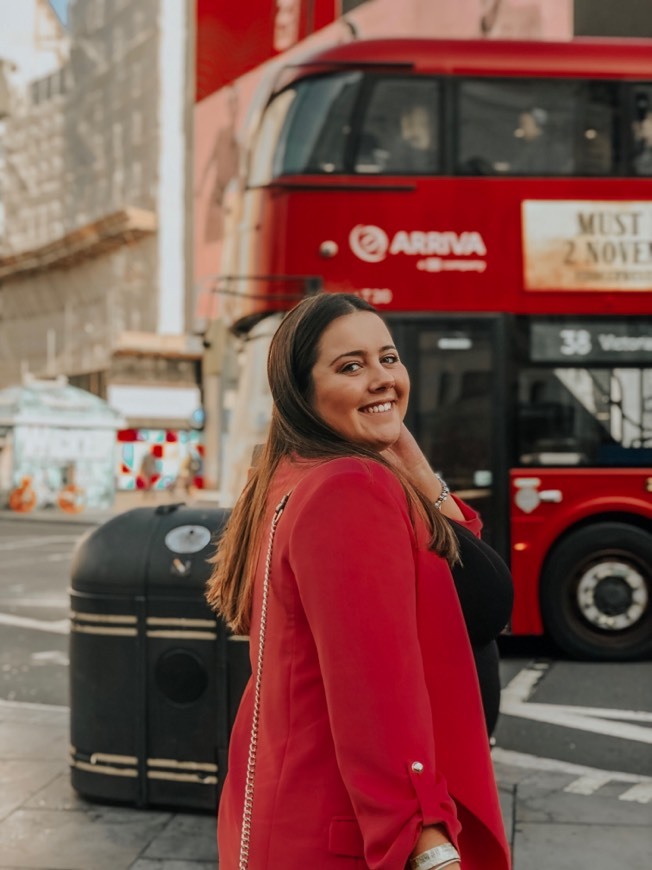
<box><xmin>540</xmin><ymin>522</ymin><xmax>652</xmax><ymax>661</ymax></box>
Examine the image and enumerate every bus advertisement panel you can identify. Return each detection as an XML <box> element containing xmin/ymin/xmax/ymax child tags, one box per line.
<box><xmin>209</xmin><ymin>38</ymin><xmax>652</xmax><ymax>662</ymax></box>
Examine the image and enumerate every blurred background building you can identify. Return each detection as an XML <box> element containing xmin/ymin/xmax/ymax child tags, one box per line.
<box><xmin>0</xmin><ymin>0</ymin><xmax>650</xmax><ymax>499</ymax></box>
<box><xmin>0</xmin><ymin>0</ymin><xmax>202</xmax><ymax>495</ymax></box>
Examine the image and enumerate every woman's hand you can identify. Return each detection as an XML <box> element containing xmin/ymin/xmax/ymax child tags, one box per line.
<box><xmin>383</xmin><ymin>424</ymin><xmax>464</xmax><ymax>521</ymax></box>
<box><xmin>382</xmin><ymin>423</ymin><xmax>430</xmax><ymax>479</ymax></box>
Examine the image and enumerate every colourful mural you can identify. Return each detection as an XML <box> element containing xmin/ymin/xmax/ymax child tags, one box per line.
<box><xmin>0</xmin><ymin>378</ymin><xmax>123</xmax><ymax>512</ymax></box>
<box><xmin>116</xmin><ymin>428</ymin><xmax>205</xmax><ymax>493</ymax></box>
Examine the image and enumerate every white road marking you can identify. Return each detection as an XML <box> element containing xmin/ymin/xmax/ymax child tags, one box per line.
<box><xmin>0</xmin><ymin>597</ymin><xmax>68</xmax><ymax>608</ymax></box>
<box><xmin>501</xmin><ymin>663</ymin><xmax>652</xmax><ymax>744</ymax></box>
<box><xmin>0</xmin><ymin>535</ymin><xmax>80</xmax><ymax>551</ymax></box>
<box><xmin>0</xmin><ymin>555</ymin><xmax>74</xmax><ymax>571</ymax></box>
<box><xmin>563</xmin><ymin>772</ymin><xmax>615</xmax><ymax>795</ymax></box>
<box><xmin>0</xmin><ymin>697</ymin><xmax>68</xmax><ymax>713</ymax></box>
<box><xmin>492</xmin><ymin>747</ymin><xmax>652</xmax><ymax>803</ymax></box>
<box><xmin>30</xmin><ymin>650</ymin><xmax>69</xmax><ymax>666</ymax></box>
<box><xmin>0</xmin><ymin>611</ymin><xmax>69</xmax><ymax>635</ymax></box>
<box><xmin>619</xmin><ymin>782</ymin><xmax>652</xmax><ymax>803</ymax></box>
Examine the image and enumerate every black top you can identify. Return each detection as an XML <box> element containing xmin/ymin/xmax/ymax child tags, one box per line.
<box><xmin>450</xmin><ymin>522</ymin><xmax>514</xmax><ymax>735</ymax></box>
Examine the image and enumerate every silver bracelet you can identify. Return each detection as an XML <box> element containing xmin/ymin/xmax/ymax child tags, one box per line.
<box><xmin>429</xmin><ymin>860</ymin><xmax>458</xmax><ymax>870</ymax></box>
<box><xmin>433</xmin><ymin>474</ymin><xmax>450</xmax><ymax>511</ymax></box>
<box><xmin>410</xmin><ymin>842</ymin><xmax>460</xmax><ymax>869</ymax></box>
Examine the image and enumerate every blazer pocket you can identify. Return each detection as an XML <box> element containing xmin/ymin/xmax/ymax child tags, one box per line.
<box><xmin>328</xmin><ymin>816</ymin><xmax>364</xmax><ymax>858</ymax></box>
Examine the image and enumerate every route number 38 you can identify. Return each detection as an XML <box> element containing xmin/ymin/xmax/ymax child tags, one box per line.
<box><xmin>559</xmin><ymin>328</ymin><xmax>592</xmax><ymax>357</ymax></box>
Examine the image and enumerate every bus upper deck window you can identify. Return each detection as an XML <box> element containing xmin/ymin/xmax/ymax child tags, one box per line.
<box><xmin>268</xmin><ymin>72</ymin><xmax>362</xmax><ymax>178</ymax></box>
<box><xmin>577</xmin><ymin>82</ymin><xmax>618</xmax><ymax>176</ymax></box>
<box><xmin>457</xmin><ymin>79</ymin><xmax>577</xmax><ymax>176</ymax></box>
<box><xmin>355</xmin><ymin>77</ymin><xmax>440</xmax><ymax>175</ymax></box>
<box><xmin>631</xmin><ymin>85</ymin><xmax>652</xmax><ymax>176</ymax></box>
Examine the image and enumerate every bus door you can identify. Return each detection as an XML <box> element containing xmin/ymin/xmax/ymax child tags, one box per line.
<box><xmin>392</xmin><ymin>316</ymin><xmax>509</xmax><ymax>555</ymax></box>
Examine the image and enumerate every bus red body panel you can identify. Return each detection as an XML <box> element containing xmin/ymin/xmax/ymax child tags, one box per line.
<box><xmin>244</xmin><ymin>177</ymin><xmax>652</xmax><ymax>320</ymax></box>
<box><xmin>509</xmin><ymin>468</ymin><xmax>652</xmax><ymax>635</ymax></box>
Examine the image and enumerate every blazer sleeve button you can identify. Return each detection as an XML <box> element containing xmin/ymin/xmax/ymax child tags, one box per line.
<box><xmin>411</xmin><ymin>761</ymin><xmax>424</xmax><ymax>774</ymax></box>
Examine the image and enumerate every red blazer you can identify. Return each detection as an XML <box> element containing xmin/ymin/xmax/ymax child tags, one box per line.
<box><xmin>218</xmin><ymin>457</ymin><xmax>510</xmax><ymax>870</ymax></box>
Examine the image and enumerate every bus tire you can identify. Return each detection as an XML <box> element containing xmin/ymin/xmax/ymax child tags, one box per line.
<box><xmin>540</xmin><ymin>522</ymin><xmax>652</xmax><ymax>661</ymax></box>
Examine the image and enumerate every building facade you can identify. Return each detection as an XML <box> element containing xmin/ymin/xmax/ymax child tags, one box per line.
<box><xmin>0</xmin><ymin>0</ymin><xmax>203</xmax><ymax>494</ymax></box>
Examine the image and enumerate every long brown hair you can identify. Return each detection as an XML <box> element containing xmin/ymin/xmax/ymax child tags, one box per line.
<box><xmin>206</xmin><ymin>293</ymin><xmax>459</xmax><ymax>633</ymax></box>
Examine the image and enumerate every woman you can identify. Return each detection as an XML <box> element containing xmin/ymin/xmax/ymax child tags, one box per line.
<box><xmin>207</xmin><ymin>293</ymin><xmax>511</xmax><ymax>870</ymax></box>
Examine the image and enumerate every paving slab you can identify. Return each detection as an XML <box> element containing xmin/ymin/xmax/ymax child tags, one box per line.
<box><xmin>130</xmin><ymin>862</ymin><xmax>217</xmax><ymax>870</ymax></box>
<box><xmin>0</xmin><ymin>696</ymin><xmax>648</xmax><ymax>869</ymax></box>
<box><xmin>0</xmin><ymin>807</ymin><xmax>172</xmax><ymax>870</ymax></box>
<box><xmin>512</xmin><ymin>822</ymin><xmax>652</xmax><ymax>870</ymax></box>
<box><xmin>140</xmin><ymin>814</ymin><xmax>218</xmax><ymax>863</ymax></box>
<box><xmin>22</xmin><ymin>772</ymin><xmax>90</xmax><ymax>811</ymax></box>
<box><xmin>0</xmin><ymin>761</ymin><xmax>62</xmax><ymax>822</ymax></box>
<box><xmin>498</xmin><ymin>784</ymin><xmax>515</xmax><ymax>847</ymax></box>
<box><xmin>515</xmin><ymin>773</ymin><xmax>652</xmax><ymax>825</ymax></box>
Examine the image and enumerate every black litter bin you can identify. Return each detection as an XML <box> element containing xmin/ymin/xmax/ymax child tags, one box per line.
<box><xmin>69</xmin><ymin>502</ymin><xmax>250</xmax><ymax>811</ymax></box>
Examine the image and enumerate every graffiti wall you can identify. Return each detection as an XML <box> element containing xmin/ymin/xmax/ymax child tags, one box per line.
<box><xmin>116</xmin><ymin>428</ymin><xmax>204</xmax><ymax>493</ymax></box>
<box><xmin>9</xmin><ymin>425</ymin><xmax>117</xmax><ymax>510</ymax></box>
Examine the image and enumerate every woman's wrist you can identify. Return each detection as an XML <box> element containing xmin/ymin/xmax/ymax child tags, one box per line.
<box><xmin>409</xmin><ymin>841</ymin><xmax>461</xmax><ymax>869</ymax></box>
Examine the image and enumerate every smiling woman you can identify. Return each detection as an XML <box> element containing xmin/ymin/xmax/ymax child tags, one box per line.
<box><xmin>310</xmin><ymin>310</ymin><xmax>409</xmax><ymax>451</ymax></box>
<box><xmin>206</xmin><ymin>293</ymin><xmax>511</xmax><ymax>870</ymax></box>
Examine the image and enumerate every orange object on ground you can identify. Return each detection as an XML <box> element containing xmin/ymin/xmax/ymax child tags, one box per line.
<box><xmin>8</xmin><ymin>479</ymin><xmax>37</xmax><ymax>513</ymax></box>
<box><xmin>57</xmin><ymin>485</ymin><xmax>85</xmax><ymax>514</ymax></box>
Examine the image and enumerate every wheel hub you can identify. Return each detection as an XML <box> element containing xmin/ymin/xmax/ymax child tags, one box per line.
<box><xmin>576</xmin><ymin>560</ymin><xmax>648</xmax><ymax>631</ymax></box>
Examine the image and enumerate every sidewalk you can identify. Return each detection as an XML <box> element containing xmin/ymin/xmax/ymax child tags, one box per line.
<box><xmin>0</xmin><ymin>489</ymin><xmax>223</xmax><ymax>526</ymax></box>
<box><xmin>1</xmin><ymin>500</ymin><xmax>650</xmax><ymax>867</ymax></box>
<box><xmin>0</xmin><ymin>699</ymin><xmax>650</xmax><ymax>869</ymax></box>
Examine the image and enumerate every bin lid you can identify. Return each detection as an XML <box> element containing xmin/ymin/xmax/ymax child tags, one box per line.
<box><xmin>70</xmin><ymin>504</ymin><xmax>230</xmax><ymax>597</ymax></box>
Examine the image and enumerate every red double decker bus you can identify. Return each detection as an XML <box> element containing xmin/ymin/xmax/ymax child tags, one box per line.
<box><xmin>217</xmin><ymin>38</ymin><xmax>652</xmax><ymax>660</ymax></box>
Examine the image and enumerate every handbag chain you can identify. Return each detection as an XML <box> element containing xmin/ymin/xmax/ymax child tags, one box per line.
<box><xmin>239</xmin><ymin>492</ymin><xmax>291</xmax><ymax>870</ymax></box>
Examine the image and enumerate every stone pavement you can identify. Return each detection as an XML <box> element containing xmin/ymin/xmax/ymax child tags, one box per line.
<box><xmin>0</xmin><ymin>697</ymin><xmax>650</xmax><ymax>869</ymax></box>
<box><xmin>0</xmin><ymin>488</ymin><xmax>214</xmax><ymax>526</ymax></box>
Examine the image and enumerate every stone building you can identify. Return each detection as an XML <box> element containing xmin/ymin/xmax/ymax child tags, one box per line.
<box><xmin>0</xmin><ymin>0</ymin><xmax>203</xmax><ymax>493</ymax></box>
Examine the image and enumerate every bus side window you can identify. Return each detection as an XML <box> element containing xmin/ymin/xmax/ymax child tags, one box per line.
<box><xmin>355</xmin><ymin>77</ymin><xmax>440</xmax><ymax>175</ymax></box>
<box><xmin>457</xmin><ymin>79</ymin><xmax>576</xmax><ymax>176</ymax></box>
<box><xmin>576</xmin><ymin>82</ymin><xmax>618</xmax><ymax>176</ymax></box>
<box><xmin>630</xmin><ymin>85</ymin><xmax>652</xmax><ymax>176</ymax></box>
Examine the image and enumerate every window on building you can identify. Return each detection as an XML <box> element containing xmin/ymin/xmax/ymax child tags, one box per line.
<box><xmin>131</xmin><ymin>109</ymin><xmax>143</xmax><ymax>145</ymax></box>
<box><xmin>112</xmin><ymin>121</ymin><xmax>123</xmax><ymax>159</ymax></box>
<box><xmin>113</xmin><ymin>26</ymin><xmax>124</xmax><ymax>61</ymax></box>
<box><xmin>131</xmin><ymin>160</ymin><xmax>142</xmax><ymax>197</ymax></box>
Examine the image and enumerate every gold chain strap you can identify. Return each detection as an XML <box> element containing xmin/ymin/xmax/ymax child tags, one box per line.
<box><xmin>238</xmin><ymin>493</ymin><xmax>291</xmax><ymax>870</ymax></box>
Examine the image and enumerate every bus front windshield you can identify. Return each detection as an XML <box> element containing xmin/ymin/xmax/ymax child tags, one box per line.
<box><xmin>250</xmin><ymin>72</ymin><xmax>442</xmax><ymax>182</ymax></box>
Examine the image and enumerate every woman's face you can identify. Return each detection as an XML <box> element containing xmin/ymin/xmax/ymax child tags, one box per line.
<box><xmin>310</xmin><ymin>311</ymin><xmax>409</xmax><ymax>451</ymax></box>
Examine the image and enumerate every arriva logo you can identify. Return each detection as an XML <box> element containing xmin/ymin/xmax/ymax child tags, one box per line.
<box><xmin>349</xmin><ymin>224</ymin><xmax>487</xmax><ymax>262</ymax></box>
<box><xmin>349</xmin><ymin>225</ymin><xmax>390</xmax><ymax>263</ymax></box>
